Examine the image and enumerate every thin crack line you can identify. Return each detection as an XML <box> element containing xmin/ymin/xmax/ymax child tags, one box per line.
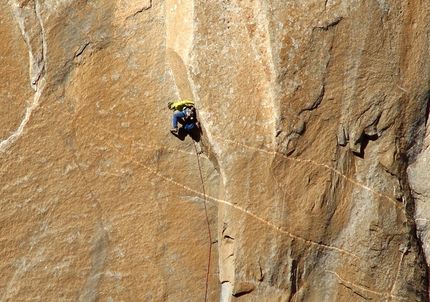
<box><xmin>66</xmin><ymin>108</ymin><xmax>361</xmax><ymax>260</ymax></box>
<box><xmin>43</xmin><ymin>107</ymin><xmax>397</xmax><ymax>263</ymax></box>
<box><xmin>212</xmin><ymin>134</ymin><xmax>403</xmax><ymax>211</ymax></box>
<box><xmin>85</xmin><ymin>115</ymin><xmax>402</xmax><ymax>224</ymax></box>
<box><xmin>33</xmin><ymin>0</ymin><xmax>46</xmax><ymax>88</ymax></box>
<box><xmin>328</xmin><ymin>270</ymin><xmax>403</xmax><ymax>300</ymax></box>
<box><xmin>126</xmin><ymin>0</ymin><xmax>153</xmax><ymax>20</ymax></box>
<box><xmin>98</xmin><ymin>136</ymin><xmax>362</xmax><ymax>262</ymax></box>
<box><xmin>390</xmin><ymin>252</ymin><xmax>405</xmax><ymax>297</ymax></box>
<box><xmin>60</xmin><ymin>108</ymin><xmax>399</xmax><ymax>217</ymax></box>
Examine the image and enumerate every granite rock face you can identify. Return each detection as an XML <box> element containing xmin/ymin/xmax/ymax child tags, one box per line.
<box><xmin>408</xmin><ymin>121</ymin><xmax>430</xmax><ymax>292</ymax></box>
<box><xmin>1</xmin><ymin>1</ymin><xmax>430</xmax><ymax>301</ymax></box>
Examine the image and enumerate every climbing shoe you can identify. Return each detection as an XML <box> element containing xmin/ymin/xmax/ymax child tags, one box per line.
<box><xmin>170</xmin><ymin>127</ymin><xmax>179</xmax><ymax>134</ymax></box>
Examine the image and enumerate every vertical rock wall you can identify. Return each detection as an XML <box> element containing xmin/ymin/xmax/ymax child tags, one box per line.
<box><xmin>1</xmin><ymin>1</ymin><xmax>219</xmax><ymax>301</ymax></box>
<box><xmin>192</xmin><ymin>0</ymin><xmax>430</xmax><ymax>301</ymax></box>
<box><xmin>1</xmin><ymin>0</ymin><xmax>430</xmax><ymax>301</ymax></box>
<box><xmin>409</xmin><ymin>118</ymin><xmax>430</xmax><ymax>299</ymax></box>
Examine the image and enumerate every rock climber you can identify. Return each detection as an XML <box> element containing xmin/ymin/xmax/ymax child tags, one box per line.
<box><xmin>167</xmin><ymin>100</ymin><xmax>198</xmax><ymax>134</ymax></box>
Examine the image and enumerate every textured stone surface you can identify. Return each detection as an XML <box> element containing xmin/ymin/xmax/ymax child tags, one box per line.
<box><xmin>1</xmin><ymin>0</ymin><xmax>430</xmax><ymax>301</ymax></box>
<box><xmin>408</xmin><ymin>121</ymin><xmax>430</xmax><ymax>286</ymax></box>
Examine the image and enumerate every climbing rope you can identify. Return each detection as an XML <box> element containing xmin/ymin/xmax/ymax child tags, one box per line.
<box><xmin>193</xmin><ymin>140</ymin><xmax>212</xmax><ymax>302</ymax></box>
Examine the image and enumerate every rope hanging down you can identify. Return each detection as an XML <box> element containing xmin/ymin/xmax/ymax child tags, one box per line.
<box><xmin>193</xmin><ymin>140</ymin><xmax>212</xmax><ymax>302</ymax></box>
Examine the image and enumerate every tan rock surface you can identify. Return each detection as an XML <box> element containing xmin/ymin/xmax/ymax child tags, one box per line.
<box><xmin>1</xmin><ymin>0</ymin><xmax>430</xmax><ymax>301</ymax></box>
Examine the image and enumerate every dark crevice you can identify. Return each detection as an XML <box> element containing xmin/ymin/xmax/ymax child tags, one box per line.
<box><xmin>233</xmin><ymin>288</ymin><xmax>254</xmax><ymax>298</ymax></box>
<box><xmin>289</xmin><ymin>259</ymin><xmax>298</xmax><ymax>299</ymax></box>
<box><xmin>352</xmin><ymin>133</ymin><xmax>378</xmax><ymax>158</ymax></box>
<box><xmin>126</xmin><ymin>0</ymin><xmax>153</xmax><ymax>20</ymax></box>
<box><xmin>298</xmin><ymin>86</ymin><xmax>325</xmax><ymax>114</ymax></box>
<box><xmin>74</xmin><ymin>42</ymin><xmax>90</xmax><ymax>58</ymax></box>
<box><xmin>425</xmin><ymin>91</ymin><xmax>430</xmax><ymax>125</ymax></box>
<box><xmin>404</xmin><ymin>172</ymin><xmax>429</xmax><ymax>299</ymax></box>
<box><xmin>338</xmin><ymin>283</ymin><xmax>372</xmax><ymax>300</ymax></box>
<box><xmin>314</xmin><ymin>17</ymin><xmax>343</xmax><ymax>31</ymax></box>
<box><xmin>405</xmin><ymin>91</ymin><xmax>430</xmax><ymax>164</ymax></box>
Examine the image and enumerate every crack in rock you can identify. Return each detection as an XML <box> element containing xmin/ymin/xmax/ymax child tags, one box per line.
<box><xmin>13</xmin><ymin>0</ymin><xmax>46</xmax><ymax>90</ymax></box>
<box><xmin>1</xmin><ymin>0</ymin><xmax>47</xmax><ymax>152</ymax></box>
<box><xmin>125</xmin><ymin>0</ymin><xmax>152</xmax><ymax>20</ymax></box>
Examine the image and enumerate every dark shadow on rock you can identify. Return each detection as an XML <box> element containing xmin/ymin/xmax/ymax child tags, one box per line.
<box><xmin>170</xmin><ymin>125</ymin><xmax>202</xmax><ymax>142</ymax></box>
<box><xmin>188</xmin><ymin>125</ymin><xmax>202</xmax><ymax>142</ymax></box>
<box><xmin>170</xmin><ymin>127</ymin><xmax>187</xmax><ymax>141</ymax></box>
<box><xmin>353</xmin><ymin>133</ymin><xmax>378</xmax><ymax>158</ymax></box>
<box><xmin>426</xmin><ymin>90</ymin><xmax>430</xmax><ymax>125</ymax></box>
